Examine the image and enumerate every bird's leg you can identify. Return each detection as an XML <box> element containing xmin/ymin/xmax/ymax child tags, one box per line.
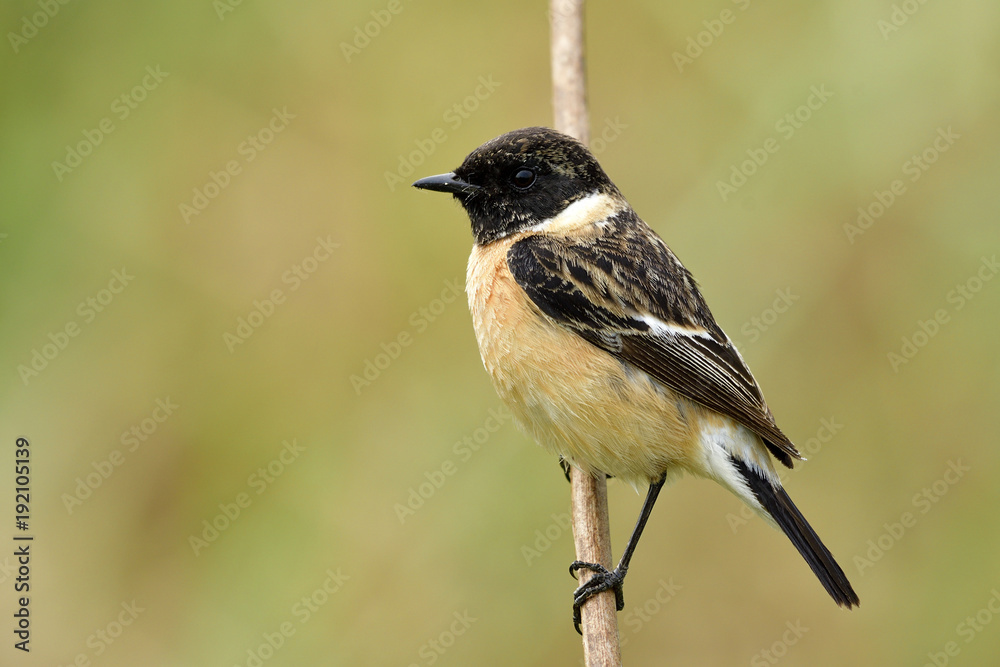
<box><xmin>569</xmin><ymin>475</ymin><xmax>666</xmax><ymax>633</ymax></box>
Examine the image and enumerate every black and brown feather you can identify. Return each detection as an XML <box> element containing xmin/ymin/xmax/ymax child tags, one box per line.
<box><xmin>506</xmin><ymin>210</ymin><xmax>801</xmax><ymax>468</ymax></box>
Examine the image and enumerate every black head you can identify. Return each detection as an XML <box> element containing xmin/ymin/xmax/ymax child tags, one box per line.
<box><xmin>413</xmin><ymin>127</ymin><xmax>620</xmax><ymax>245</ymax></box>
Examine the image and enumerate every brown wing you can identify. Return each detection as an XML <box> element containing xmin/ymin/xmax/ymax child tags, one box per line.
<box><xmin>507</xmin><ymin>213</ymin><xmax>801</xmax><ymax>467</ymax></box>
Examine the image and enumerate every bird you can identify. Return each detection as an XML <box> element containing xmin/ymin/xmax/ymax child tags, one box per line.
<box><xmin>412</xmin><ymin>126</ymin><xmax>859</xmax><ymax>632</ymax></box>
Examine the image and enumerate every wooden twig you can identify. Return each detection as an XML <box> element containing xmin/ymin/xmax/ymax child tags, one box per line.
<box><xmin>550</xmin><ymin>0</ymin><xmax>589</xmax><ymax>144</ymax></box>
<box><xmin>569</xmin><ymin>467</ymin><xmax>622</xmax><ymax>666</ymax></box>
<box><xmin>550</xmin><ymin>2</ymin><xmax>622</xmax><ymax>665</ymax></box>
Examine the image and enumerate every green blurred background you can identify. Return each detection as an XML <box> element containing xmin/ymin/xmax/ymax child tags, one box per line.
<box><xmin>1</xmin><ymin>0</ymin><xmax>999</xmax><ymax>664</ymax></box>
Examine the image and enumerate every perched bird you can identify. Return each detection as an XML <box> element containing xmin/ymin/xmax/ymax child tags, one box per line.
<box><xmin>413</xmin><ymin>126</ymin><xmax>859</xmax><ymax>631</ymax></box>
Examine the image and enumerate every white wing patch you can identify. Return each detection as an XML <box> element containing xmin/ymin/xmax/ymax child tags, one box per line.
<box><xmin>638</xmin><ymin>314</ymin><xmax>713</xmax><ymax>339</ymax></box>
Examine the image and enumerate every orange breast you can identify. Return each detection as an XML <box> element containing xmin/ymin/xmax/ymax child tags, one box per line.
<box><xmin>466</xmin><ymin>238</ymin><xmax>701</xmax><ymax>484</ymax></box>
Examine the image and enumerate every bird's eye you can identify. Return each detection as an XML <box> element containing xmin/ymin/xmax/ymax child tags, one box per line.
<box><xmin>511</xmin><ymin>168</ymin><xmax>536</xmax><ymax>189</ymax></box>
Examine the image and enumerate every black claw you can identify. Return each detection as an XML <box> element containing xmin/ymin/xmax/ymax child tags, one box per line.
<box><xmin>559</xmin><ymin>457</ymin><xmax>613</xmax><ymax>484</ymax></box>
<box><xmin>559</xmin><ymin>456</ymin><xmax>572</xmax><ymax>483</ymax></box>
<box><xmin>568</xmin><ymin>559</ymin><xmax>600</xmax><ymax>579</ymax></box>
<box><xmin>569</xmin><ymin>561</ymin><xmax>627</xmax><ymax>634</ymax></box>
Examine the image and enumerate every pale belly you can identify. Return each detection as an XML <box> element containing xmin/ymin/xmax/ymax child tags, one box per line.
<box><xmin>466</xmin><ymin>241</ymin><xmax>702</xmax><ymax>484</ymax></box>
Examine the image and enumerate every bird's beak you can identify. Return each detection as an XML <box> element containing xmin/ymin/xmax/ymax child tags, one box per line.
<box><xmin>412</xmin><ymin>172</ymin><xmax>480</xmax><ymax>196</ymax></box>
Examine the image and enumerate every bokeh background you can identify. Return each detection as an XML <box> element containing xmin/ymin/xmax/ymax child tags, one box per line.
<box><xmin>1</xmin><ymin>0</ymin><xmax>999</xmax><ymax>665</ymax></box>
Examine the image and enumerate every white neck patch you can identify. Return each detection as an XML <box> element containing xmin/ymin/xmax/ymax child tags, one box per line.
<box><xmin>527</xmin><ymin>191</ymin><xmax>622</xmax><ymax>235</ymax></box>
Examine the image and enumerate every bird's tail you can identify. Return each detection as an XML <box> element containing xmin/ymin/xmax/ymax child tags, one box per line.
<box><xmin>731</xmin><ymin>456</ymin><xmax>860</xmax><ymax>608</ymax></box>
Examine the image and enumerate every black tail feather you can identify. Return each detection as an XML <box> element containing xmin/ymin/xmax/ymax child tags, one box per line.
<box><xmin>732</xmin><ymin>457</ymin><xmax>860</xmax><ymax>608</ymax></box>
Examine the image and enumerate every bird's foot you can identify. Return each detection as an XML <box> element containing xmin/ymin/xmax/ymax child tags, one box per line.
<box><xmin>569</xmin><ymin>560</ymin><xmax>626</xmax><ymax>634</ymax></box>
